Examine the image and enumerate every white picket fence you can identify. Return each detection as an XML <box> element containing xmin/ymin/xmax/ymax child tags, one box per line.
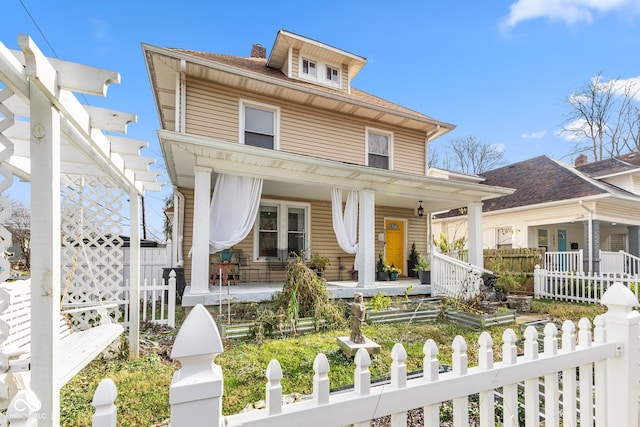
<box><xmin>7</xmin><ymin>283</ymin><xmax>638</xmax><ymax>426</ymax></box>
<box><xmin>534</xmin><ymin>264</ymin><xmax>640</xmax><ymax>304</ymax></box>
<box><xmin>122</xmin><ymin>270</ymin><xmax>177</xmax><ymax>328</ymax></box>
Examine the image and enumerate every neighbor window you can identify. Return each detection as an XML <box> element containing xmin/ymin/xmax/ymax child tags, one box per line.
<box><xmin>302</xmin><ymin>58</ymin><xmax>317</xmax><ymax>77</ymax></box>
<box><xmin>496</xmin><ymin>227</ymin><xmax>513</xmax><ymax>249</ymax></box>
<box><xmin>326</xmin><ymin>66</ymin><xmax>339</xmax><ymax>82</ymax></box>
<box><xmin>537</xmin><ymin>229</ymin><xmax>548</xmax><ymax>250</ymax></box>
<box><xmin>366</xmin><ymin>128</ymin><xmax>392</xmax><ymax>169</ymax></box>
<box><xmin>256</xmin><ymin>201</ymin><xmax>309</xmax><ymax>259</ymax></box>
<box><xmin>241</xmin><ymin>100</ymin><xmax>279</xmax><ymax>149</ymax></box>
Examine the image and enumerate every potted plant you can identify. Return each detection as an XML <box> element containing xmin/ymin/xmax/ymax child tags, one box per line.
<box><xmin>413</xmin><ymin>254</ymin><xmax>431</xmax><ymax>284</ymax></box>
<box><xmin>309</xmin><ymin>253</ymin><xmax>330</xmax><ymax>277</ymax></box>
<box><xmin>376</xmin><ymin>252</ymin><xmax>389</xmax><ymax>281</ymax></box>
<box><xmin>385</xmin><ymin>264</ymin><xmax>401</xmax><ymax>281</ymax></box>
<box><xmin>407</xmin><ymin>242</ymin><xmax>419</xmax><ymax>278</ymax></box>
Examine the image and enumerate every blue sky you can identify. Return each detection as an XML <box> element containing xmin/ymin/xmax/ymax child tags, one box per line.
<box><xmin>2</xmin><ymin>0</ymin><xmax>640</xmax><ymax>240</ymax></box>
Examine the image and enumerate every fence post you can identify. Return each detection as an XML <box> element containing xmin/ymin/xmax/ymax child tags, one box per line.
<box><xmin>533</xmin><ymin>264</ymin><xmax>541</xmax><ymax>297</ymax></box>
<box><xmin>7</xmin><ymin>389</ymin><xmax>40</xmax><ymax>426</ymax></box>
<box><xmin>92</xmin><ymin>378</ymin><xmax>117</xmax><ymax>427</ymax></box>
<box><xmin>168</xmin><ymin>270</ymin><xmax>176</xmax><ymax>328</ymax></box>
<box><xmin>601</xmin><ymin>282</ymin><xmax>640</xmax><ymax>427</ymax></box>
<box><xmin>170</xmin><ymin>304</ymin><xmax>224</xmax><ymax>427</ymax></box>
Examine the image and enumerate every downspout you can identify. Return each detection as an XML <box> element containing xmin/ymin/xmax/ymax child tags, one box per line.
<box><xmin>174</xmin><ymin>188</ymin><xmax>185</xmax><ymax>268</ymax></box>
<box><xmin>579</xmin><ymin>200</ymin><xmax>593</xmax><ymax>272</ymax></box>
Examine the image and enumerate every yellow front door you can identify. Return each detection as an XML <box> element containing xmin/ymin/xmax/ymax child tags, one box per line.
<box><xmin>385</xmin><ymin>219</ymin><xmax>405</xmax><ymax>275</ymax></box>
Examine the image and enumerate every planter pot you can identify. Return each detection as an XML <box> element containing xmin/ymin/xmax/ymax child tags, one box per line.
<box><xmin>376</xmin><ymin>272</ymin><xmax>389</xmax><ymax>281</ymax></box>
<box><xmin>388</xmin><ymin>272</ymin><xmax>398</xmax><ymax>281</ymax></box>
<box><xmin>407</xmin><ymin>259</ymin><xmax>417</xmax><ymax>278</ymax></box>
<box><xmin>418</xmin><ymin>271</ymin><xmax>431</xmax><ymax>285</ymax></box>
<box><xmin>506</xmin><ymin>294</ymin><xmax>533</xmax><ymax>312</ymax></box>
<box><xmin>445</xmin><ymin>308</ymin><xmax>516</xmax><ymax>329</ymax></box>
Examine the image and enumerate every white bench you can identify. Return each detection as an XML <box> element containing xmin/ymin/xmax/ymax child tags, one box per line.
<box><xmin>0</xmin><ymin>279</ymin><xmax>124</xmax><ymax>394</ymax></box>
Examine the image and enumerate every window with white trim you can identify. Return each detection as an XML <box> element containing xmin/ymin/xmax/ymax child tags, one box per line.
<box><xmin>326</xmin><ymin>65</ymin><xmax>339</xmax><ymax>82</ymax></box>
<box><xmin>241</xmin><ymin>100</ymin><xmax>279</xmax><ymax>149</ymax></box>
<box><xmin>496</xmin><ymin>227</ymin><xmax>513</xmax><ymax>249</ymax></box>
<box><xmin>302</xmin><ymin>58</ymin><xmax>317</xmax><ymax>77</ymax></box>
<box><xmin>255</xmin><ymin>201</ymin><xmax>309</xmax><ymax>259</ymax></box>
<box><xmin>366</xmin><ymin>128</ymin><xmax>392</xmax><ymax>170</ymax></box>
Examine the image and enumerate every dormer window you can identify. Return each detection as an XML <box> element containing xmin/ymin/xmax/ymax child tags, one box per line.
<box><xmin>302</xmin><ymin>58</ymin><xmax>316</xmax><ymax>77</ymax></box>
<box><xmin>326</xmin><ymin>66</ymin><xmax>339</xmax><ymax>83</ymax></box>
<box><xmin>298</xmin><ymin>55</ymin><xmax>341</xmax><ymax>89</ymax></box>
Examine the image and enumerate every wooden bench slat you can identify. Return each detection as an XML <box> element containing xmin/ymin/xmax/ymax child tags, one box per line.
<box><xmin>0</xmin><ymin>279</ymin><xmax>124</xmax><ymax>396</ymax></box>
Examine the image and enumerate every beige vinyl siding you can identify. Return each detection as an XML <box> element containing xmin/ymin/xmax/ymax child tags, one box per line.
<box><xmin>184</xmin><ymin>77</ymin><xmax>429</xmax><ymax>174</ymax></box>
<box><xmin>179</xmin><ymin>187</ymin><xmax>194</xmax><ymax>284</ymax></box>
<box><xmin>393</xmin><ymin>128</ymin><xmax>426</xmax><ymax>175</ymax></box>
<box><xmin>186</xmin><ymin>79</ymin><xmax>239</xmax><ymax>141</ymax></box>
<box><xmin>341</xmin><ymin>63</ymin><xmax>349</xmax><ymax>91</ymax></box>
<box><xmin>596</xmin><ymin>202</ymin><xmax>640</xmax><ymax>225</ymax></box>
<box><xmin>291</xmin><ymin>48</ymin><xmax>299</xmax><ymax>77</ymax></box>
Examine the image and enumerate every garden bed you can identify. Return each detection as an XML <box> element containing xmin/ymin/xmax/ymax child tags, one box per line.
<box><xmin>444</xmin><ymin>307</ymin><xmax>516</xmax><ymax>328</ymax></box>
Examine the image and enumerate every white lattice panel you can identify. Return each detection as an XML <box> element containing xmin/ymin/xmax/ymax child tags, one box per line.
<box><xmin>61</xmin><ymin>174</ymin><xmax>126</xmax><ymax>330</ymax></box>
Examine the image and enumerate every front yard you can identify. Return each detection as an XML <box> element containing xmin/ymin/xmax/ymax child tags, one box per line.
<box><xmin>61</xmin><ymin>299</ymin><xmax>606</xmax><ymax>426</ymax></box>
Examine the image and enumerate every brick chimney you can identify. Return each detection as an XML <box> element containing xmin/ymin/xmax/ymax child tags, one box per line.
<box><xmin>250</xmin><ymin>44</ymin><xmax>266</xmax><ymax>59</ymax></box>
<box><xmin>575</xmin><ymin>154</ymin><xmax>588</xmax><ymax>166</ymax></box>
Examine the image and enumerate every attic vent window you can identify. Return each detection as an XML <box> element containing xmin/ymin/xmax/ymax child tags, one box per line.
<box><xmin>326</xmin><ymin>66</ymin><xmax>339</xmax><ymax>82</ymax></box>
<box><xmin>302</xmin><ymin>58</ymin><xmax>316</xmax><ymax>77</ymax></box>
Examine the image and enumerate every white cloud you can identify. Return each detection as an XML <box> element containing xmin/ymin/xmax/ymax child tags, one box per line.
<box><xmin>521</xmin><ymin>130</ymin><xmax>547</xmax><ymax>139</ymax></box>
<box><xmin>91</xmin><ymin>17</ymin><xmax>110</xmax><ymax>41</ymax></box>
<box><xmin>500</xmin><ymin>0</ymin><xmax>640</xmax><ymax>30</ymax></box>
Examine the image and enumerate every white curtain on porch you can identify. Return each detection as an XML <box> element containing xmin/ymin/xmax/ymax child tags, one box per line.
<box><xmin>209</xmin><ymin>173</ymin><xmax>263</xmax><ymax>253</ymax></box>
<box><xmin>331</xmin><ymin>188</ymin><xmax>359</xmax><ymax>271</ymax></box>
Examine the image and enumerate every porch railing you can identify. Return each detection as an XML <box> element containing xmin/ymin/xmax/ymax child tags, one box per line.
<box><xmin>431</xmin><ymin>247</ymin><xmax>492</xmax><ymax>299</ymax></box>
<box><xmin>544</xmin><ymin>250</ymin><xmax>583</xmax><ymax>273</ymax></box>
<box><xmin>600</xmin><ymin>250</ymin><xmax>640</xmax><ymax>275</ymax></box>
<box><xmin>12</xmin><ymin>283</ymin><xmax>638</xmax><ymax>426</ymax></box>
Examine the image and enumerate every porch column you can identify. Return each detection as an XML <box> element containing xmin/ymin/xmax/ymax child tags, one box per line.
<box><xmin>628</xmin><ymin>226</ymin><xmax>640</xmax><ymax>258</ymax></box>
<box><xmin>358</xmin><ymin>189</ymin><xmax>375</xmax><ymax>287</ymax></box>
<box><xmin>583</xmin><ymin>219</ymin><xmax>601</xmax><ymax>273</ymax></box>
<box><xmin>128</xmin><ymin>191</ymin><xmax>141</xmax><ymax>359</ymax></box>
<box><xmin>190</xmin><ymin>166</ymin><xmax>212</xmax><ymax>294</ymax></box>
<box><xmin>467</xmin><ymin>202</ymin><xmax>483</xmax><ymax>268</ymax></box>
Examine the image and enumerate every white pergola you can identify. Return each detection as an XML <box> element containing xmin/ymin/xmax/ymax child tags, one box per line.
<box><xmin>0</xmin><ymin>34</ymin><xmax>162</xmax><ymax>426</ymax></box>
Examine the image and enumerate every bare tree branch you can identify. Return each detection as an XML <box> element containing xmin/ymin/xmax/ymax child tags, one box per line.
<box><xmin>441</xmin><ymin>135</ymin><xmax>506</xmax><ymax>174</ymax></box>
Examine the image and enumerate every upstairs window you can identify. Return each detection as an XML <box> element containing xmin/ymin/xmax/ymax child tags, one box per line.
<box><xmin>302</xmin><ymin>58</ymin><xmax>317</xmax><ymax>77</ymax></box>
<box><xmin>326</xmin><ymin>66</ymin><xmax>339</xmax><ymax>82</ymax></box>
<box><xmin>241</xmin><ymin>100</ymin><xmax>279</xmax><ymax>149</ymax></box>
<box><xmin>366</xmin><ymin>128</ymin><xmax>392</xmax><ymax>170</ymax></box>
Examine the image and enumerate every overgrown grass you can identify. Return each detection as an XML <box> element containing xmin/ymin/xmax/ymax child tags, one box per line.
<box><xmin>60</xmin><ymin>298</ymin><xmax>610</xmax><ymax>425</ymax></box>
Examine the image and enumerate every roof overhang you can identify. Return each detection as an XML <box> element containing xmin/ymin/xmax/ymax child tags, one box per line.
<box><xmin>142</xmin><ymin>44</ymin><xmax>454</xmax><ymax>141</ymax></box>
<box><xmin>266</xmin><ymin>30</ymin><xmax>367</xmax><ymax>79</ymax></box>
<box><xmin>159</xmin><ymin>130</ymin><xmax>513</xmax><ymax>213</ymax></box>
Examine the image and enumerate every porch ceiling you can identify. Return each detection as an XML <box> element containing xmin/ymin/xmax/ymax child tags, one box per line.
<box><xmin>159</xmin><ymin>130</ymin><xmax>514</xmax><ymax>213</ymax></box>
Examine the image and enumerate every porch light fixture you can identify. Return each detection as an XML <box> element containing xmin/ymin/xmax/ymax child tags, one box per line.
<box><xmin>417</xmin><ymin>201</ymin><xmax>424</xmax><ymax>217</ymax></box>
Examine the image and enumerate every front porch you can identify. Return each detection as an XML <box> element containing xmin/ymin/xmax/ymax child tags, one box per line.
<box><xmin>182</xmin><ymin>277</ymin><xmax>427</xmax><ymax>308</ymax></box>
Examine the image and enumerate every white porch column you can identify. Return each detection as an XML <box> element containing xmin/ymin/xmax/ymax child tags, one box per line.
<box><xmin>190</xmin><ymin>166</ymin><xmax>212</xmax><ymax>294</ymax></box>
<box><xmin>128</xmin><ymin>191</ymin><xmax>141</xmax><ymax>359</ymax></box>
<box><xmin>467</xmin><ymin>202</ymin><xmax>483</xmax><ymax>268</ymax></box>
<box><xmin>358</xmin><ymin>189</ymin><xmax>375</xmax><ymax>287</ymax></box>
<box><xmin>29</xmin><ymin>80</ymin><xmax>61</xmax><ymax>426</ymax></box>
